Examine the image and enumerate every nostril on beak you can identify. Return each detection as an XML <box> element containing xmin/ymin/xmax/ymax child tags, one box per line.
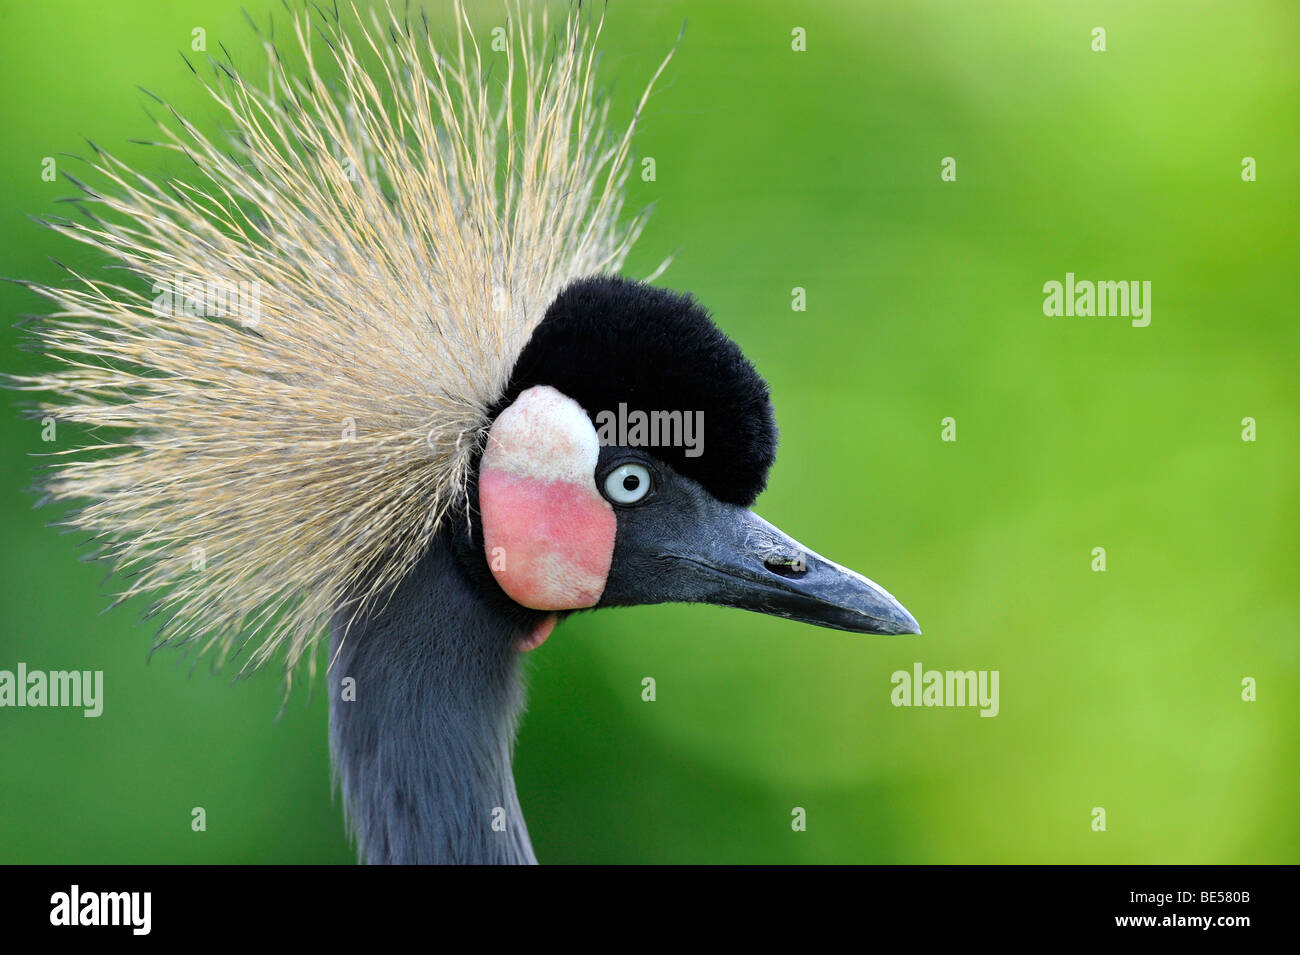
<box><xmin>763</xmin><ymin>553</ymin><xmax>808</xmax><ymax>579</ymax></box>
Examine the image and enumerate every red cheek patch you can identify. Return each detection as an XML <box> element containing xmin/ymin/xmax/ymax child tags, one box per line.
<box><xmin>480</xmin><ymin>469</ymin><xmax>615</xmax><ymax>609</ymax></box>
<box><xmin>480</xmin><ymin>385</ymin><xmax>616</xmax><ymax>611</ymax></box>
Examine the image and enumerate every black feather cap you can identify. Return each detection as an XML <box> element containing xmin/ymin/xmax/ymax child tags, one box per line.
<box><xmin>495</xmin><ymin>276</ymin><xmax>778</xmax><ymax>506</ymax></box>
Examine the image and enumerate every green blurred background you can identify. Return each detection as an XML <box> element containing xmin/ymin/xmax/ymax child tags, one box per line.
<box><xmin>0</xmin><ymin>0</ymin><xmax>1296</xmax><ymax>863</ymax></box>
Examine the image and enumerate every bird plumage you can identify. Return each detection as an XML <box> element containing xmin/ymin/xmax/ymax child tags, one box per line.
<box><xmin>10</xmin><ymin>0</ymin><xmax>671</xmax><ymax>681</ymax></box>
<box><xmin>329</xmin><ymin>525</ymin><xmax>537</xmax><ymax>864</ymax></box>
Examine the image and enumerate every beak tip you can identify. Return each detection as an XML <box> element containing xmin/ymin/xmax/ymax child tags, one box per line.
<box><xmin>876</xmin><ymin>601</ymin><xmax>920</xmax><ymax>636</ymax></box>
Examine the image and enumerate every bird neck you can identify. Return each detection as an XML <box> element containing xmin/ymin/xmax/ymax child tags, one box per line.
<box><xmin>327</xmin><ymin>527</ymin><xmax>538</xmax><ymax>864</ymax></box>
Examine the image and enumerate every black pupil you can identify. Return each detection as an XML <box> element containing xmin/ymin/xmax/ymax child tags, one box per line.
<box><xmin>622</xmin><ymin>474</ymin><xmax>640</xmax><ymax>492</ymax></box>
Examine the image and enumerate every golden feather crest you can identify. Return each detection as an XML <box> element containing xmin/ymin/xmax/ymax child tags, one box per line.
<box><xmin>12</xmin><ymin>0</ymin><xmax>672</xmax><ymax>681</ymax></box>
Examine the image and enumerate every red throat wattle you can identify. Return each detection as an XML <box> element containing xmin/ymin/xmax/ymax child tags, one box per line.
<box><xmin>515</xmin><ymin>613</ymin><xmax>558</xmax><ymax>653</ymax></box>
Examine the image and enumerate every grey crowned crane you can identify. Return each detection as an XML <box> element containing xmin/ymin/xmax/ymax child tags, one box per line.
<box><xmin>14</xmin><ymin>2</ymin><xmax>919</xmax><ymax>864</ymax></box>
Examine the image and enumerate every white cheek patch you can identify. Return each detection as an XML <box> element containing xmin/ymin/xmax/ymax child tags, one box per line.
<box><xmin>480</xmin><ymin>385</ymin><xmax>616</xmax><ymax>612</ymax></box>
<box><xmin>483</xmin><ymin>385</ymin><xmax>601</xmax><ymax>483</ymax></box>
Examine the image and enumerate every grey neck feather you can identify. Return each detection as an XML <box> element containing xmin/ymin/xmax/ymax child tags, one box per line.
<box><xmin>328</xmin><ymin>529</ymin><xmax>537</xmax><ymax>864</ymax></box>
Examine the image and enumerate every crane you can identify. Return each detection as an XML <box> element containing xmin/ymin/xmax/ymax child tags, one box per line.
<box><xmin>13</xmin><ymin>1</ymin><xmax>919</xmax><ymax>864</ymax></box>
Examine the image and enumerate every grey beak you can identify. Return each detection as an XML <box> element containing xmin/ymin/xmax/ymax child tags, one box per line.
<box><xmin>662</xmin><ymin>502</ymin><xmax>921</xmax><ymax>636</ymax></box>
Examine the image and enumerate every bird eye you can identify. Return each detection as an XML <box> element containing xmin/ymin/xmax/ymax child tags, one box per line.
<box><xmin>602</xmin><ymin>463</ymin><xmax>652</xmax><ymax>505</ymax></box>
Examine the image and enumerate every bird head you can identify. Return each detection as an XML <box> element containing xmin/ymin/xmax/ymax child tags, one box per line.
<box><xmin>476</xmin><ymin>276</ymin><xmax>920</xmax><ymax>650</ymax></box>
